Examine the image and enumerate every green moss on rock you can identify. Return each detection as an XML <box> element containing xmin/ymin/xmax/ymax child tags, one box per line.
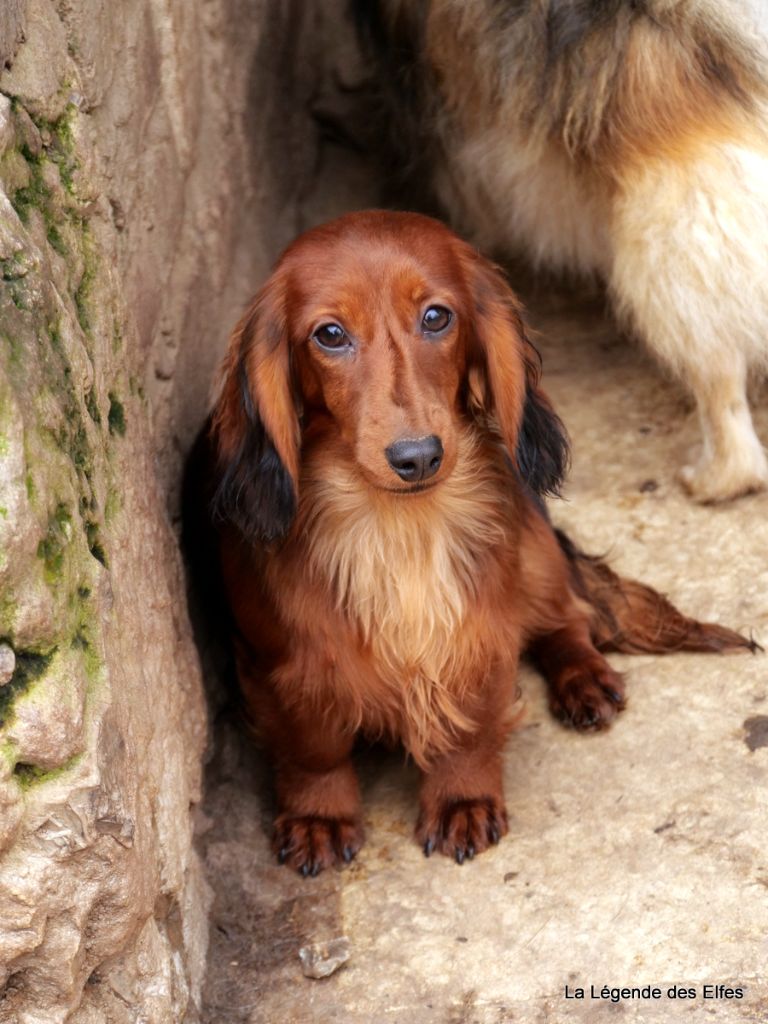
<box><xmin>0</xmin><ymin>648</ymin><xmax>55</xmax><ymax>727</ymax></box>
<box><xmin>14</xmin><ymin>751</ymin><xmax>83</xmax><ymax>789</ymax></box>
<box><xmin>1</xmin><ymin>331</ymin><xmax>22</xmax><ymax>366</ymax></box>
<box><xmin>1</xmin><ymin>253</ymin><xmax>26</xmax><ymax>280</ymax></box>
<box><xmin>73</xmin><ymin>224</ymin><xmax>96</xmax><ymax>334</ymax></box>
<box><xmin>85</xmin><ymin>388</ymin><xmax>101</xmax><ymax>425</ymax></box>
<box><xmin>2</xmin><ymin>99</ymin><xmax>114</xmax><ymax>717</ymax></box>
<box><xmin>32</xmin><ymin>103</ymin><xmax>80</xmax><ymax>195</ymax></box>
<box><xmin>46</xmin><ymin>223</ymin><xmax>67</xmax><ymax>256</ymax></box>
<box><xmin>104</xmin><ymin>486</ymin><xmax>121</xmax><ymax>524</ymax></box>
<box><xmin>11</xmin><ymin>155</ymin><xmax>51</xmax><ymax>226</ymax></box>
<box><xmin>43</xmin><ymin>322</ymin><xmax>97</xmax><ymax>493</ymax></box>
<box><xmin>84</xmin><ymin>518</ymin><xmax>107</xmax><ymax>567</ymax></box>
<box><xmin>107</xmin><ymin>393</ymin><xmax>126</xmax><ymax>437</ymax></box>
<box><xmin>37</xmin><ymin>503</ymin><xmax>73</xmax><ymax>583</ymax></box>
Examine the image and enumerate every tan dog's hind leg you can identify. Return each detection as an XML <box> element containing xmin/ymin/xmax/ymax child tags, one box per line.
<box><xmin>610</xmin><ymin>140</ymin><xmax>768</xmax><ymax>502</ymax></box>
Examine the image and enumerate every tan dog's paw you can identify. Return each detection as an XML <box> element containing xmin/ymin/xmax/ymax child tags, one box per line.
<box><xmin>679</xmin><ymin>447</ymin><xmax>768</xmax><ymax>504</ymax></box>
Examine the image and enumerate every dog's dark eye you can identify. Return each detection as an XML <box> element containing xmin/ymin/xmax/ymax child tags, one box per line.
<box><xmin>313</xmin><ymin>323</ymin><xmax>348</xmax><ymax>351</ymax></box>
<box><xmin>421</xmin><ymin>306</ymin><xmax>452</xmax><ymax>334</ymax></box>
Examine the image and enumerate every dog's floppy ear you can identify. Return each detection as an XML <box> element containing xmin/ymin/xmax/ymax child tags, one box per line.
<box><xmin>210</xmin><ymin>272</ymin><xmax>300</xmax><ymax>542</ymax></box>
<box><xmin>463</xmin><ymin>251</ymin><xmax>569</xmax><ymax>496</ymax></box>
<box><xmin>515</xmin><ymin>348</ymin><xmax>570</xmax><ymax>498</ymax></box>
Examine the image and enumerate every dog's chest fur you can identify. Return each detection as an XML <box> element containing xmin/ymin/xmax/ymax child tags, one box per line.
<box><xmin>300</xmin><ymin>434</ymin><xmax>510</xmax><ymax>758</ymax></box>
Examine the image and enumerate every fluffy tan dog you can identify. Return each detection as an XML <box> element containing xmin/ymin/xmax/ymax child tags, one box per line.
<box><xmin>356</xmin><ymin>0</ymin><xmax>768</xmax><ymax>502</ymax></box>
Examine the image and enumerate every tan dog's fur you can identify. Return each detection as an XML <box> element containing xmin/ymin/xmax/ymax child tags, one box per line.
<box><xmin>358</xmin><ymin>0</ymin><xmax>768</xmax><ymax>501</ymax></box>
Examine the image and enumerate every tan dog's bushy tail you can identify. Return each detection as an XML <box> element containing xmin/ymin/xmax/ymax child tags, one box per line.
<box><xmin>556</xmin><ymin>530</ymin><xmax>758</xmax><ymax>655</ymax></box>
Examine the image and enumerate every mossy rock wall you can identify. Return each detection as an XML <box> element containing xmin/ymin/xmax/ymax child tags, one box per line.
<box><xmin>0</xmin><ymin>61</ymin><xmax>208</xmax><ymax>1024</ymax></box>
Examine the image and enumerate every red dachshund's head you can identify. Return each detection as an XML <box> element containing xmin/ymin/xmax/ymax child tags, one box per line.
<box><xmin>211</xmin><ymin>211</ymin><xmax>568</xmax><ymax>541</ymax></box>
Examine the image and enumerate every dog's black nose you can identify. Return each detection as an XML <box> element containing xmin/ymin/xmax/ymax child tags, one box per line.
<box><xmin>385</xmin><ymin>436</ymin><xmax>444</xmax><ymax>482</ymax></box>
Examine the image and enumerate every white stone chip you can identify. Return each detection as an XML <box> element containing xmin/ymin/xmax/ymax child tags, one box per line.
<box><xmin>0</xmin><ymin>644</ymin><xmax>15</xmax><ymax>686</ymax></box>
<box><xmin>298</xmin><ymin>937</ymin><xmax>351</xmax><ymax>979</ymax></box>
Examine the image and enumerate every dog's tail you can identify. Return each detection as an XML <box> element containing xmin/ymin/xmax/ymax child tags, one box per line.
<box><xmin>556</xmin><ymin>530</ymin><xmax>758</xmax><ymax>655</ymax></box>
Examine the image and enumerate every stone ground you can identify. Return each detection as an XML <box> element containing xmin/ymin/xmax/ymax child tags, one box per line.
<box><xmin>196</xmin><ymin>284</ymin><xmax>768</xmax><ymax>1024</ymax></box>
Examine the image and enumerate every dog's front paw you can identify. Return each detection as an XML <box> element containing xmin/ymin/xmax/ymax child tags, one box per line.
<box><xmin>549</xmin><ymin>664</ymin><xmax>625</xmax><ymax>731</ymax></box>
<box><xmin>416</xmin><ymin>796</ymin><xmax>508</xmax><ymax>864</ymax></box>
<box><xmin>679</xmin><ymin>447</ymin><xmax>768</xmax><ymax>504</ymax></box>
<box><xmin>273</xmin><ymin>814</ymin><xmax>363</xmax><ymax>876</ymax></box>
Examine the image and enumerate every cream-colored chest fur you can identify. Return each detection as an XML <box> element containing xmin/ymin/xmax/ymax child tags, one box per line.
<box><xmin>301</xmin><ymin>434</ymin><xmax>508</xmax><ymax>759</ymax></box>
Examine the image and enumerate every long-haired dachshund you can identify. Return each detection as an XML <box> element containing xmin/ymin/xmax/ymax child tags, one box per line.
<box><xmin>355</xmin><ymin>1</ymin><xmax>768</xmax><ymax>503</ymax></box>
<box><xmin>195</xmin><ymin>210</ymin><xmax>751</xmax><ymax>875</ymax></box>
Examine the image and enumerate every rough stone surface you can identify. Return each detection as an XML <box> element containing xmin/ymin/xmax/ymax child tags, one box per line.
<box><xmin>0</xmin><ymin>643</ymin><xmax>14</xmax><ymax>685</ymax></box>
<box><xmin>0</xmin><ymin>0</ymin><xmax>68</xmax><ymax>122</ymax></box>
<box><xmin>0</xmin><ymin>1</ymin><xmax>25</xmax><ymax>70</ymax></box>
<box><xmin>200</xmin><ymin>285</ymin><xmax>768</xmax><ymax>1023</ymax></box>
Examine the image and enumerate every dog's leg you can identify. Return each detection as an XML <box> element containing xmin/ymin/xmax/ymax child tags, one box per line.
<box><xmin>610</xmin><ymin>143</ymin><xmax>768</xmax><ymax>502</ymax></box>
<box><xmin>415</xmin><ymin>705</ymin><xmax>512</xmax><ymax>863</ymax></box>
<box><xmin>678</xmin><ymin>357</ymin><xmax>768</xmax><ymax>503</ymax></box>
<box><xmin>521</xmin><ymin>515</ymin><xmax>627</xmax><ymax>729</ymax></box>
<box><xmin>529</xmin><ymin>620</ymin><xmax>625</xmax><ymax>732</ymax></box>
<box><xmin>243</xmin><ymin>672</ymin><xmax>363</xmax><ymax>875</ymax></box>
<box><xmin>272</xmin><ymin>745</ymin><xmax>363</xmax><ymax>876</ymax></box>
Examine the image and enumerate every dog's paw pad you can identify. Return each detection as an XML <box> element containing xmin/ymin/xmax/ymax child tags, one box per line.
<box><xmin>273</xmin><ymin>815</ymin><xmax>363</xmax><ymax>876</ymax></box>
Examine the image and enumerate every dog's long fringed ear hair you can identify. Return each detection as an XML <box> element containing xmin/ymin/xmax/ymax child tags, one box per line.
<box><xmin>463</xmin><ymin>251</ymin><xmax>570</xmax><ymax>496</ymax></box>
<box><xmin>210</xmin><ymin>272</ymin><xmax>300</xmax><ymax>542</ymax></box>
